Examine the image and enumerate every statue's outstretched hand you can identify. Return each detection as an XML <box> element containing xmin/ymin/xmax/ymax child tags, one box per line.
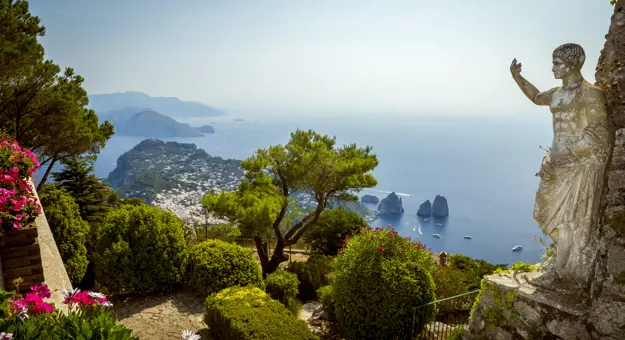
<box><xmin>510</xmin><ymin>58</ymin><xmax>522</xmax><ymax>77</ymax></box>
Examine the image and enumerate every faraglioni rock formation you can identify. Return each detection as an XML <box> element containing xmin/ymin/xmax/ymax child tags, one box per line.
<box><xmin>432</xmin><ymin>195</ymin><xmax>449</xmax><ymax>217</ymax></box>
<box><xmin>361</xmin><ymin>194</ymin><xmax>380</xmax><ymax>204</ymax></box>
<box><xmin>417</xmin><ymin>200</ymin><xmax>432</xmax><ymax>217</ymax></box>
<box><xmin>377</xmin><ymin>192</ymin><xmax>404</xmax><ymax>215</ymax></box>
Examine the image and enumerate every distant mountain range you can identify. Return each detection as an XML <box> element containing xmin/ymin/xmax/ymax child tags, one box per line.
<box><xmin>88</xmin><ymin>91</ymin><xmax>226</xmax><ymax>119</ymax></box>
<box><xmin>101</xmin><ymin>109</ymin><xmax>210</xmax><ymax>138</ymax></box>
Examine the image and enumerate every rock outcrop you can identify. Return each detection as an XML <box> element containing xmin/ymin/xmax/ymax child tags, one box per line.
<box><xmin>361</xmin><ymin>194</ymin><xmax>380</xmax><ymax>204</ymax></box>
<box><xmin>377</xmin><ymin>192</ymin><xmax>404</xmax><ymax>215</ymax></box>
<box><xmin>417</xmin><ymin>200</ymin><xmax>432</xmax><ymax>217</ymax></box>
<box><xmin>432</xmin><ymin>195</ymin><xmax>449</xmax><ymax>217</ymax></box>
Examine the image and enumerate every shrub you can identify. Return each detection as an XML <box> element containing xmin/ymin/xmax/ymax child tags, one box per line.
<box><xmin>0</xmin><ymin>284</ymin><xmax>137</xmax><ymax>340</ymax></box>
<box><xmin>205</xmin><ymin>286</ymin><xmax>317</xmax><ymax>340</ymax></box>
<box><xmin>265</xmin><ymin>269</ymin><xmax>299</xmax><ymax>306</ymax></box>
<box><xmin>286</xmin><ymin>254</ymin><xmax>332</xmax><ymax>300</ymax></box>
<box><xmin>95</xmin><ymin>204</ymin><xmax>187</xmax><ymax>294</ymax></box>
<box><xmin>448</xmin><ymin>254</ymin><xmax>506</xmax><ymax>290</ymax></box>
<box><xmin>39</xmin><ymin>184</ymin><xmax>90</xmax><ymax>285</ymax></box>
<box><xmin>332</xmin><ymin>227</ymin><xmax>437</xmax><ymax>340</ymax></box>
<box><xmin>184</xmin><ymin>239</ymin><xmax>263</xmax><ymax>296</ymax></box>
<box><xmin>317</xmin><ymin>285</ymin><xmax>335</xmax><ymax>320</ymax></box>
<box><xmin>304</xmin><ymin>207</ymin><xmax>367</xmax><ymax>256</ymax></box>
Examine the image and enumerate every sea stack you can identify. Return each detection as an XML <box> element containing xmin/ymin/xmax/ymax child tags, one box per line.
<box><xmin>432</xmin><ymin>195</ymin><xmax>449</xmax><ymax>217</ymax></box>
<box><xmin>417</xmin><ymin>200</ymin><xmax>432</xmax><ymax>217</ymax></box>
<box><xmin>377</xmin><ymin>192</ymin><xmax>405</xmax><ymax>215</ymax></box>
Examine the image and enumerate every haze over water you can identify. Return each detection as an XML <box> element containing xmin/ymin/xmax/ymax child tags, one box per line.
<box><xmin>94</xmin><ymin>112</ymin><xmax>554</xmax><ymax>266</ymax></box>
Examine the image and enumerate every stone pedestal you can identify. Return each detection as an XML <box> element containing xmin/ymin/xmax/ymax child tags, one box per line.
<box><xmin>465</xmin><ymin>269</ymin><xmax>625</xmax><ymax>340</ymax></box>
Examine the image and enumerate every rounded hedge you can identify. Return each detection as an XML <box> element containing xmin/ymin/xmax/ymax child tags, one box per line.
<box><xmin>264</xmin><ymin>269</ymin><xmax>298</xmax><ymax>306</ymax></box>
<box><xmin>184</xmin><ymin>239</ymin><xmax>263</xmax><ymax>296</ymax></box>
<box><xmin>332</xmin><ymin>227</ymin><xmax>437</xmax><ymax>340</ymax></box>
<box><xmin>205</xmin><ymin>286</ymin><xmax>317</xmax><ymax>340</ymax></box>
<box><xmin>39</xmin><ymin>184</ymin><xmax>90</xmax><ymax>285</ymax></box>
<box><xmin>94</xmin><ymin>204</ymin><xmax>187</xmax><ymax>294</ymax></box>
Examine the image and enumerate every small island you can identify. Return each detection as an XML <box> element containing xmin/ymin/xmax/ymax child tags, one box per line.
<box><xmin>361</xmin><ymin>194</ymin><xmax>380</xmax><ymax>204</ymax></box>
<box><xmin>432</xmin><ymin>195</ymin><xmax>449</xmax><ymax>217</ymax></box>
<box><xmin>417</xmin><ymin>200</ymin><xmax>432</xmax><ymax>217</ymax></box>
<box><xmin>195</xmin><ymin>125</ymin><xmax>216</xmax><ymax>134</ymax></box>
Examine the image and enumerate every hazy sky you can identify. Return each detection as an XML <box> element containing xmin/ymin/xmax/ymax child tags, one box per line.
<box><xmin>30</xmin><ymin>0</ymin><xmax>614</xmax><ymax>115</ymax></box>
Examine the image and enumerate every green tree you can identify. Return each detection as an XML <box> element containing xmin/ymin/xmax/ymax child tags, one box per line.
<box><xmin>202</xmin><ymin>129</ymin><xmax>378</xmax><ymax>277</ymax></box>
<box><xmin>0</xmin><ymin>2</ymin><xmax>113</xmax><ymax>186</ymax></box>
<box><xmin>0</xmin><ymin>0</ymin><xmax>45</xmax><ymax>80</ymax></box>
<box><xmin>38</xmin><ymin>184</ymin><xmax>90</xmax><ymax>285</ymax></box>
<box><xmin>304</xmin><ymin>207</ymin><xmax>368</xmax><ymax>256</ymax></box>
<box><xmin>50</xmin><ymin>156</ymin><xmax>120</xmax><ymax>289</ymax></box>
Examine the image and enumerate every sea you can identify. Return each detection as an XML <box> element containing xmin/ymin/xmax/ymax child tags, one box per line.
<box><xmin>91</xmin><ymin>112</ymin><xmax>555</xmax><ymax>267</ymax></box>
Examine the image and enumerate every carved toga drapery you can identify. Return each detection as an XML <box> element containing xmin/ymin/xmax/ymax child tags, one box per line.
<box><xmin>533</xmin><ymin>83</ymin><xmax>611</xmax><ymax>285</ymax></box>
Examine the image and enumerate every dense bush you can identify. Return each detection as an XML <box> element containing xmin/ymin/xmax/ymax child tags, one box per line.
<box><xmin>332</xmin><ymin>227</ymin><xmax>437</xmax><ymax>340</ymax></box>
<box><xmin>94</xmin><ymin>204</ymin><xmax>187</xmax><ymax>294</ymax></box>
<box><xmin>317</xmin><ymin>285</ymin><xmax>335</xmax><ymax>320</ymax></box>
<box><xmin>0</xmin><ymin>284</ymin><xmax>137</xmax><ymax>339</ymax></box>
<box><xmin>39</xmin><ymin>184</ymin><xmax>90</xmax><ymax>285</ymax></box>
<box><xmin>447</xmin><ymin>254</ymin><xmax>507</xmax><ymax>291</ymax></box>
<box><xmin>264</xmin><ymin>269</ymin><xmax>299</xmax><ymax>306</ymax></box>
<box><xmin>286</xmin><ymin>254</ymin><xmax>332</xmax><ymax>300</ymax></box>
<box><xmin>184</xmin><ymin>239</ymin><xmax>263</xmax><ymax>296</ymax></box>
<box><xmin>304</xmin><ymin>207</ymin><xmax>367</xmax><ymax>256</ymax></box>
<box><xmin>205</xmin><ymin>286</ymin><xmax>317</xmax><ymax>340</ymax></box>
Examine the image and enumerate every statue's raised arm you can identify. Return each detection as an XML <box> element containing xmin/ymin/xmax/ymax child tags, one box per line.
<box><xmin>510</xmin><ymin>58</ymin><xmax>556</xmax><ymax>106</ymax></box>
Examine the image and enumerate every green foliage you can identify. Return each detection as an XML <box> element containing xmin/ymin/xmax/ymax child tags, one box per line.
<box><xmin>203</xmin><ymin>129</ymin><xmax>378</xmax><ymax>276</ymax></box>
<box><xmin>317</xmin><ymin>285</ymin><xmax>335</xmax><ymax>320</ymax></box>
<box><xmin>0</xmin><ymin>0</ymin><xmax>45</xmax><ymax>79</ymax></box>
<box><xmin>447</xmin><ymin>254</ymin><xmax>507</xmax><ymax>291</ymax></box>
<box><xmin>286</xmin><ymin>254</ymin><xmax>332</xmax><ymax>300</ymax></box>
<box><xmin>304</xmin><ymin>207</ymin><xmax>367</xmax><ymax>256</ymax></box>
<box><xmin>610</xmin><ymin>0</ymin><xmax>617</xmax><ymax>5</ymax></box>
<box><xmin>446</xmin><ymin>327</ymin><xmax>465</xmax><ymax>340</ymax></box>
<box><xmin>332</xmin><ymin>228</ymin><xmax>437</xmax><ymax>340</ymax></box>
<box><xmin>95</xmin><ymin>204</ymin><xmax>187</xmax><ymax>294</ymax></box>
<box><xmin>205</xmin><ymin>286</ymin><xmax>317</xmax><ymax>340</ymax></box>
<box><xmin>184</xmin><ymin>239</ymin><xmax>263</xmax><ymax>296</ymax></box>
<box><xmin>0</xmin><ymin>307</ymin><xmax>137</xmax><ymax>340</ymax></box>
<box><xmin>38</xmin><ymin>184</ymin><xmax>89</xmax><ymax>285</ymax></box>
<box><xmin>264</xmin><ymin>269</ymin><xmax>299</xmax><ymax>307</ymax></box>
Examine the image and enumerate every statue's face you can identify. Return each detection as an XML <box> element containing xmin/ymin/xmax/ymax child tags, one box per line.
<box><xmin>552</xmin><ymin>57</ymin><xmax>570</xmax><ymax>79</ymax></box>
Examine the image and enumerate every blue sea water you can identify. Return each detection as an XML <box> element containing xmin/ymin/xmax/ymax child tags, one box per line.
<box><xmin>92</xmin><ymin>112</ymin><xmax>554</xmax><ymax>267</ymax></box>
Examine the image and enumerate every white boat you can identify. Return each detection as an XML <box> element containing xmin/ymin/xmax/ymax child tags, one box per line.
<box><xmin>464</xmin><ymin>236</ymin><xmax>472</xmax><ymax>239</ymax></box>
<box><xmin>512</xmin><ymin>244</ymin><xmax>523</xmax><ymax>251</ymax></box>
<box><xmin>424</xmin><ymin>218</ymin><xmax>428</xmax><ymax>222</ymax></box>
<box><xmin>432</xmin><ymin>233</ymin><xmax>442</xmax><ymax>238</ymax></box>
<box><xmin>437</xmin><ymin>223</ymin><xmax>442</xmax><ymax>226</ymax></box>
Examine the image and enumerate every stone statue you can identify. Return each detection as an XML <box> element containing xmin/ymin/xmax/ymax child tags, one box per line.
<box><xmin>510</xmin><ymin>43</ymin><xmax>611</xmax><ymax>285</ymax></box>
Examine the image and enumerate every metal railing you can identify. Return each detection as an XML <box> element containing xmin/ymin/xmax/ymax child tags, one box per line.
<box><xmin>410</xmin><ymin>290</ymin><xmax>480</xmax><ymax>340</ymax></box>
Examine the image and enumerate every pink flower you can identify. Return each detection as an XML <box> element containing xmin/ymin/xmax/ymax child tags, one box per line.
<box><xmin>30</xmin><ymin>285</ymin><xmax>51</xmax><ymax>299</ymax></box>
<box><xmin>377</xmin><ymin>247</ymin><xmax>383</xmax><ymax>254</ymax></box>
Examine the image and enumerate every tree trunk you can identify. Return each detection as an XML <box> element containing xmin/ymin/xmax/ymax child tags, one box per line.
<box><xmin>36</xmin><ymin>158</ymin><xmax>57</xmax><ymax>191</ymax></box>
<box><xmin>590</xmin><ymin>1</ymin><xmax>625</xmax><ymax>300</ymax></box>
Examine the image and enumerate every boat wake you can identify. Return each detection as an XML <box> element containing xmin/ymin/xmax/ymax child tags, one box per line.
<box><xmin>366</xmin><ymin>189</ymin><xmax>412</xmax><ymax>197</ymax></box>
<box><xmin>418</xmin><ymin>226</ymin><xmax>423</xmax><ymax>235</ymax></box>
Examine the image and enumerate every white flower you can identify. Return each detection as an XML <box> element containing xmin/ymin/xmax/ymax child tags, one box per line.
<box><xmin>0</xmin><ymin>332</ymin><xmax>13</xmax><ymax>340</ymax></box>
<box><xmin>181</xmin><ymin>330</ymin><xmax>201</xmax><ymax>340</ymax></box>
<box><xmin>88</xmin><ymin>291</ymin><xmax>106</xmax><ymax>299</ymax></box>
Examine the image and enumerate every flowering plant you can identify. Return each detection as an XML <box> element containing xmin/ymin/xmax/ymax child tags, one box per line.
<box><xmin>336</xmin><ymin>225</ymin><xmax>436</xmax><ymax>271</ymax></box>
<box><xmin>0</xmin><ymin>134</ymin><xmax>41</xmax><ymax>234</ymax></box>
<box><xmin>0</xmin><ymin>284</ymin><xmax>136</xmax><ymax>339</ymax></box>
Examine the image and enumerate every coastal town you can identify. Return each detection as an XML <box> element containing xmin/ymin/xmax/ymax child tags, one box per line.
<box><xmin>107</xmin><ymin>139</ymin><xmax>377</xmax><ymax>226</ymax></box>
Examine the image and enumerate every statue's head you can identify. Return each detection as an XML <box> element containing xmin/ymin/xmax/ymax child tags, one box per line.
<box><xmin>552</xmin><ymin>43</ymin><xmax>585</xmax><ymax>79</ymax></box>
